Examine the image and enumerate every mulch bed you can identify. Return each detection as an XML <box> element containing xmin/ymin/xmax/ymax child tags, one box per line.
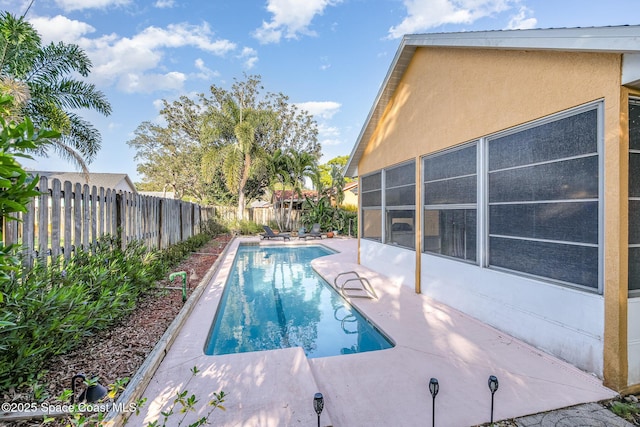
<box><xmin>5</xmin><ymin>234</ymin><xmax>232</xmax><ymax>426</ymax></box>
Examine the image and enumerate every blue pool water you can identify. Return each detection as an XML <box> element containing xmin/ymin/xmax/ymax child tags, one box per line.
<box><xmin>204</xmin><ymin>245</ymin><xmax>394</xmax><ymax>358</ymax></box>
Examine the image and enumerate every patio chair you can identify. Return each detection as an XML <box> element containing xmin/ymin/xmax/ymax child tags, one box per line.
<box><xmin>298</xmin><ymin>227</ymin><xmax>309</xmax><ymax>240</ymax></box>
<box><xmin>260</xmin><ymin>225</ymin><xmax>291</xmax><ymax>240</ymax></box>
<box><xmin>307</xmin><ymin>223</ymin><xmax>323</xmax><ymax>239</ymax></box>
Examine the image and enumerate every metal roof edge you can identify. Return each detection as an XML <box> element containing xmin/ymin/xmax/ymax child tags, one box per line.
<box><xmin>344</xmin><ymin>36</ymin><xmax>415</xmax><ymax>177</ymax></box>
<box><xmin>403</xmin><ymin>25</ymin><xmax>640</xmax><ymax>53</ymax></box>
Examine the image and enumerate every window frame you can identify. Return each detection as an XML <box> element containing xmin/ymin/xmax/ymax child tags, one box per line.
<box><xmin>361</xmin><ymin>171</ymin><xmax>382</xmax><ymax>242</ymax></box>
<box><xmin>422</xmin><ymin>142</ymin><xmax>479</xmax><ymax>263</ymax></box>
<box><xmin>384</xmin><ymin>160</ymin><xmax>416</xmax><ymax>249</ymax></box>
<box><xmin>483</xmin><ymin>101</ymin><xmax>603</xmax><ymax>293</ymax></box>
<box><xmin>629</xmin><ymin>97</ymin><xmax>640</xmax><ymax>296</ymax></box>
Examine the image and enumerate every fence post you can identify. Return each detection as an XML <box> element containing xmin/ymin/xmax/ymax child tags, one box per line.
<box><xmin>116</xmin><ymin>192</ymin><xmax>125</xmax><ymax>250</ymax></box>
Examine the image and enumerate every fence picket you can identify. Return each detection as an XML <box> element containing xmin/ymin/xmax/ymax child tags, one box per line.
<box><xmin>63</xmin><ymin>181</ymin><xmax>72</xmax><ymax>259</ymax></box>
<box><xmin>37</xmin><ymin>177</ymin><xmax>49</xmax><ymax>263</ymax></box>
<box><xmin>73</xmin><ymin>183</ymin><xmax>82</xmax><ymax>253</ymax></box>
<box><xmin>51</xmin><ymin>179</ymin><xmax>61</xmax><ymax>259</ymax></box>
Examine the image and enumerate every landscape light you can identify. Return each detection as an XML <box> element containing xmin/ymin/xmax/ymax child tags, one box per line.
<box><xmin>313</xmin><ymin>392</ymin><xmax>324</xmax><ymax>427</ymax></box>
<box><xmin>429</xmin><ymin>377</ymin><xmax>439</xmax><ymax>427</ymax></box>
<box><xmin>488</xmin><ymin>375</ymin><xmax>499</xmax><ymax>425</ymax></box>
<box><xmin>70</xmin><ymin>373</ymin><xmax>107</xmax><ymax>404</ymax></box>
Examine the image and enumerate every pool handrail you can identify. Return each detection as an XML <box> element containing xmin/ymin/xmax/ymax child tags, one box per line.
<box><xmin>334</xmin><ymin>271</ymin><xmax>378</xmax><ymax>299</ymax></box>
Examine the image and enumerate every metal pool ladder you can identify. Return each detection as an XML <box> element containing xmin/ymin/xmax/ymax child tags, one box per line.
<box><xmin>334</xmin><ymin>271</ymin><xmax>378</xmax><ymax>300</ymax></box>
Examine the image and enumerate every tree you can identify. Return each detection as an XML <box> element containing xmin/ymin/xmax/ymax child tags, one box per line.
<box><xmin>201</xmin><ymin>75</ymin><xmax>319</xmax><ymax>219</ymax></box>
<box><xmin>266</xmin><ymin>148</ymin><xmax>291</xmax><ymax>230</ymax></box>
<box><xmin>0</xmin><ymin>12</ymin><xmax>111</xmax><ymax>174</ymax></box>
<box><xmin>128</xmin><ymin>98</ymin><xmax>210</xmax><ymax>202</ymax></box>
<box><xmin>0</xmin><ymin>93</ymin><xmax>59</xmax><ymax>280</ymax></box>
<box><xmin>285</xmin><ymin>149</ymin><xmax>317</xmax><ymax>230</ymax></box>
<box><xmin>201</xmin><ymin>76</ymin><xmax>278</xmax><ymax>219</ymax></box>
<box><xmin>129</xmin><ymin>121</ymin><xmax>207</xmax><ymax>201</ymax></box>
<box><xmin>130</xmin><ymin>75</ymin><xmax>319</xmax><ymax>211</ymax></box>
<box><xmin>330</xmin><ymin>163</ymin><xmax>346</xmax><ymax>206</ymax></box>
<box><xmin>318</xmin><ymin>155</ymin><xmax>351</xmax><ymax>189</ymax></box>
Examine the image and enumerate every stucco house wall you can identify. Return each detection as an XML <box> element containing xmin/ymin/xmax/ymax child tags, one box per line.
<box><xmin>347</xmin><ymin>27</ymin><xmax>640</xmax><ymax>391</ymax></box>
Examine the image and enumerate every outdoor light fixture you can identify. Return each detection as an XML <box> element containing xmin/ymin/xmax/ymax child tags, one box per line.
<box><xmin>488</xmin><ymin>375</ymin><xmax>499</xmax><ymax>425</ymax></box>
<box><xmin>70</xmin><ymin>374</ymin><xmax>108</xmax><ymax>404</ymax></box>
<box><xmin>429</xmin><ymin>378</ymin><xmax>439</xmax><ymax>427</ymax></box>
<box><xmin>313</xmin><ymin>392</ymin><xmax>324</xmax><ymax>427</ymax></box>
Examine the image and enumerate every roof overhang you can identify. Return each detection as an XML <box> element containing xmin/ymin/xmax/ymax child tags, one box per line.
<box><xmin>344</xmin><ymin>25</ymin><xmax>640</xmax><ymax>177</ymax></box>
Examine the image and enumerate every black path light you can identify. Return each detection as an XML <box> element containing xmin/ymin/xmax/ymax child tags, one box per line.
<box><xmin>429</xmin><ymin>377</ymin><xmax>439</xmax><ymax>427</ymax></box>
<box><xmin>70</xmin><ymin>373</ymin><xmax>108</xmax><ymax>404</ymax></box>
<box><xmin>488</xmin><ymin>375</ymin><xmax>499</xmax><ymax>425</ymax></box>
<box><xmin>313</xmin><ymin>392</ymin><xmax>324</xmax><ymax>427</ymax></box>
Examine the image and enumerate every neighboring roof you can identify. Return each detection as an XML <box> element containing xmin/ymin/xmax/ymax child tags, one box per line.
<box><xmin>344</xmin><ymin>25</ymin><xmax>640</xmax><ymax>177</ymax></box>
<box><xmin>29</xmin><ymin>171</ymin><xmax>137</xmax><ymax>193</ymax></box>
<box><xmin>343</xmin><ymin>181</ymin><xmax>358</xmax><ymax>192</ymax></box>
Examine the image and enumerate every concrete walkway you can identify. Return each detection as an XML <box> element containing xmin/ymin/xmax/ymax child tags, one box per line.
<box><xmin>127</xmin><ymin>237</ymin><xmax>620</xmax><ymax>427</ymax></box>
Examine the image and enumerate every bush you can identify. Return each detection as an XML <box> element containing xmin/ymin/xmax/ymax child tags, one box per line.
<box><xmin>0</xmin><ymin>227</ymin><xmax>226</xmax><ymax>392</ymax></box>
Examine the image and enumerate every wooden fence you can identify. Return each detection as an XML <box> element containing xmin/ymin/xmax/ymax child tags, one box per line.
<box><xmin>210</xmin><ymin>205</ymin><xmax>301</xmax><ymax>230</ymax></box>
<box><xmin>2</xmin><ymin>177</ymin><xmax>215</xmax><ymax>267</ymax></box>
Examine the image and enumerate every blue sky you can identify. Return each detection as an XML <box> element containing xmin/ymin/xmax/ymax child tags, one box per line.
<box><xmin>2</xmin><ymin>0</ymin><xmax>637</xmax><ymax>182</ymax></box>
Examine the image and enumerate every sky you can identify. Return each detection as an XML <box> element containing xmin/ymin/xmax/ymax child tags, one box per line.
<box><xmin>2</xmin><ymin>0</ymin><xmax>638</xmax><ymax>183</ymax></box>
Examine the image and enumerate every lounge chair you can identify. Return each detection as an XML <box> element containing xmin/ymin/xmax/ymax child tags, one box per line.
<box><xmin>260</xmin><ymin>225</ymin><xmax>290</xmax><ymax>240</ymax></box>
<box><xmin>307</xmin><ymin>223</ymin><xmax>323</xmax><ymax>239</ymax></box>
<box><xmin>298</xmin><ymin>227</ymin><xmax>308</xmax><ymax>240</ymax></box>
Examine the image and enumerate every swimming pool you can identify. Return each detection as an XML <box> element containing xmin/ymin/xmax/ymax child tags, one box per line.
<box><xmin>204</xmin><ymin>245</ymin><xmax>394</xmax><ymax>358</ymax></box>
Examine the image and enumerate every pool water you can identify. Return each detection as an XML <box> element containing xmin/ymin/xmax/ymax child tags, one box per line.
<box><xmin>204</xmin><ymin>245</ymin><xmax>394</xmax><ymax>358</ymax></box>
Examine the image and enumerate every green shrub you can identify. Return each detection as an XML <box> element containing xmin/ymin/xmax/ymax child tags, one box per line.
<box><xmin>0</xmin><ymin>228</ymin><xmax>226</xmax><ymax>392</ymax></box>
<box><xmin>224</xmin><ymin>219</ymin><xmax>262</xmax><ymax>235</ymax></box>
<box><xmin>201</xmin><ymin>218</ymin><xmax>228</xmax><ymax>236</ymax></box>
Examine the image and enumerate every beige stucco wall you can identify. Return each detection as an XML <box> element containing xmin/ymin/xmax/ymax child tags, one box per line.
<box><xmin>360</xmin><ymin>47</ymin><xmax>621</xmax><ymax>172</ymax></box>
<box><xmin>358</xmin><ymin>47</ymin><xmax>629</xmax><ymax>389</ymax></box>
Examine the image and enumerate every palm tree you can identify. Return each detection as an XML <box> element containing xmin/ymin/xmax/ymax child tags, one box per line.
<box><xmin>0</xmin><ymin>12</ymin><xmax>111</xmax><ymax>174</ymax></box>
<box><xmin>330</xmin><ymin>163</ymin><xmax>346</xmax><ymax>206</ymax></box>
<box><xmin>201</xmin><ymin>94</ymin><xmax>277</xmax><ymax>220</ymax></box>
<box><xmin>266</xmin><ymin>148</ymin><xmax>291</xmax><ymax>230</ymax></box>
<box><xmin>286</xmin><ymin>149</ymin><xmax>317</xmax><ymax>230</ymax></box>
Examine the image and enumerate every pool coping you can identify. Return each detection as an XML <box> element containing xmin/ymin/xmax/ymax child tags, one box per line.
<box><xmin>126</xmin><ymin>237</ymin><xmax>618</xmax><ymax>427</ymax></box>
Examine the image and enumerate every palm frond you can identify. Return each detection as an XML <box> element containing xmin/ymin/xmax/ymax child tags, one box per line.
<box><xmin>26</xmin><ymin>42</ymin><xmax>91</xmax><ymax>81</ymax></box>
<box><xmin>28</xmin><ymin>78</ymin><xmax>111</xmax><ymax>115</ymax></box>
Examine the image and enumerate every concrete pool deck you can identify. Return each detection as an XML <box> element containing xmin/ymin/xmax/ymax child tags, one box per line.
<box><xmin>127</xmin><ymin>237</ymin><xmax>617</xmax><ymax>426</ymax></box>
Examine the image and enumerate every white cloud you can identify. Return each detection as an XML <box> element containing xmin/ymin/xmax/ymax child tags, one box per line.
<box><xmin>154</xmin><ymin>0</ymin><xmax>175</xmax><ymax>8</ymax></box>
<box><xmin>193</xmin><ymin>58</ymin><xmax>219</xmax><ymax>80</ymax></box>
<box><xmin>30</xmin><ymin>15</ymin><xmax>96</xmax><ymax>43</ymax></box>
<box><xmin>319</xmin><ymin>56</ymin><xmax>331</xmax><ymax>71</ymax></box>
<box><xmin>253</xmin><ymin>0</ymin><xmax>342</xmax><ymax>44</ymax></box>
<box><xmin>54</xmin><ymin>0</ymin><xmax>131</xmax><ymax>12</ymax></box>
<box><xmin>238</xmin><ymin>47</ymin><xmax>258</xmax><ymax>69</ymax></box>
<box><xmin>506</xmin><ymin>6</ymin><xmax>537</xmax><ymax>30</ymax></box>
<box><xmin>118</xmin><ymin>71</ymin><xmax>186</xmax><ymax>94</ymax></box>
<box><xmin>30</xmin><ymin>17</ymin><xmax>237</xmax><ymax>94</ymax></box>
<box><xmin>295</xmin><ymin>101</ymin><xmax>341</xmax><ymax>119</ymax></box>
<box><xmin>388</xmin><ymin>0</ymin><xmax>515</xmax><ymax>39</ymax></box>
<box><xmin>318</xmin><ymin>123</ymin><xmax>342</xmax><ymax>146</ymax></box>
